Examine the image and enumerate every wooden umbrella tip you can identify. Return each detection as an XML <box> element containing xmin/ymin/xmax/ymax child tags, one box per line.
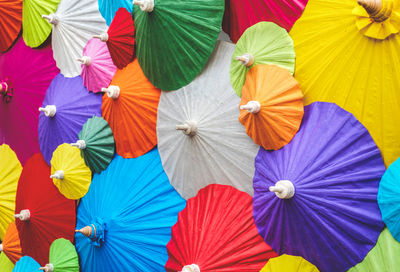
<box><xmin>76</xmin><ymin>226</ymin><xmax>92</xmax><ymax>237</ymax></box>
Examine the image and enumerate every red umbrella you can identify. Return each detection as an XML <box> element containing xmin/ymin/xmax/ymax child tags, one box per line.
<box><xmin>94</xmin><ymin>8</ymin><xmax>135</xmax><ymax>69</ymax></box>
<box><xmin>166</xmin><ymin>184</ymin><xmax>277</xmax><ymax>271</ymax></box>
<box><xmin>14</xmin><ymin>153</ymin><xmax>76</xmax><ymax>266</ymax></box>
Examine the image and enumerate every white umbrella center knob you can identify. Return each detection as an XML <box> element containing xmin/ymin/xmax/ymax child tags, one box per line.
<box><xmin>78</xmin><ymin>56</ymin><xmax>92</xmax><ymax>66</ymax></box>
<box><xmin>39</xmin><ymin>105</ymin><xmax>57</xmax><ymax>117</ymax></box>
<box><xmin>42</xmin><ymin>14</ymin><xmax>59</xmax><ymax>25</ymax></box>
<box><xmin>240</xmin><ymin>101</ymin><xmax>261</xmax><ymax>113</ymax></box>
<box><xmin>0</xmin><ymin>243</ymin><xmax>3</xmax><ymax>252</ymax></box>
<box><xmin>133</xmin><ymin>0</ymin><xmax>155</xmax><ymax>12</ymax></box>
<box><xmin>39</xmin><ymin>263</ymin><xmax>54</xmax><ymax>272</ymax></box>
<box><xmin>71</xmin><ymin>139</ymin><xmax>87</xmax><ymax>149</ymax></box>
<box><xmin>181</xmin><ymin>264</ymin><xmax>200</xmax><ymax>272</ymax></box>
<box><xmin>102</xmin><ymin>85</ymin><xmax>120</xmax><ymax>99</ymax></box>
<box><xmin>94</xmin><ymin>33</ymin><xmax>109</xmax><ymax>42</ymax></box>
<box><xmin>269</xmin><ymin>180</ymin><xmax>295</xmax><ymax>199</ymax></box>
<box><xmin>176</xmin><ymin>121</ymin><xmax>198</xmax><ymax>136</ymax></box>
<box><xmin>14</xmin><ymin>209</ymin><xmax>31</xmax><ymax>221</ymax></box>
<box><xmin>236</xmin><ymin>53</ymin><xmax>255</xmax><ymax>67</ymax></box>
<box><xmin>50</xmin><ymin>170</ymin><xmax>65</xmax><ymax>180</ymax></box>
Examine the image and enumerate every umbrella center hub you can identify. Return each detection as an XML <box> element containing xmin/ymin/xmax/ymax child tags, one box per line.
<box><xmin>240</xmin><ymin>101</ymin><xmax>261</xmax><ymax>113</ymax></box>
<box><xmin>181</xmin><ymin>264</ymin><xmax>200</xmax><ymax>272</ymax></box>
<box><xmin>71</xmin><ymin>139</ymin><xmax>87</xmax><ymax>149</ymax></box>
<box><xmin>176</xmin><ymin>121</ymin><xmax>198</xmax><ymax>136</ymax></box>
<box><xmin>51</xmin><ymin>170</ymin><xmax>65</xmax><ymax>180</ymax></box>
<box><xmin>0</xmin><ymin>79</ymin><xmax>13</xmax><ymax>103</ymax></box>
<box><xmin>39</xmin><ymin>105</ymin><xmax>57</xmax><ymax>117</ymax></box>
<box><xmin>40</xmin><ymin>263</ymin><xmax>54</xmax><ymax>272</ymax></box>
<box><xmin>269</xmin><ymin>180</ymin><xmax>295</xmax><ymax>199</ymax></box>
<box><xmin>14</xmin><ymin>209</ymin><xmax>31</xmax><ymax>221</ymax></box>
<box><xmin>79</xmin><ymin>56</ymin><xmax>92</xmax><ymax>66</ymax></box>
<box><xmin>42</xmin><ymin>13</ymin><xmax>59</xmax><ymax>25</ymax></box>
<box><xmin>102</xmin><ymin>85</ymin><xmax>120</xmax><ymax>99</ymax></box>
<box><xmin>236</xmin><ymin>53</ymin><xmax>255</xmax><ymax>67</ymax></box>
<box><xmin>0</xmin><ymin>243</ymin><xmax>3</xmax><ymax>252</ymax></box>
<box><xmin>133</xmin><ymin>0</ymin><xmax>155</xmax><ymax>12</ymax></box>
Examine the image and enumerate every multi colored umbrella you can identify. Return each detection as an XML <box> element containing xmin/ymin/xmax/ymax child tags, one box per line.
<box><xmin>133</xmin><ymin>0</ymin><xmax>224</xmax><ymax>90</ymax></box>
<box><xmin>260</xmin><ymin>255</ymin><xmax>319</xmax><ymax>272</ymax></box>
<box><xmin>14</xmin><ymin>153</ymin><xmax>76</xmax><ymax>266</ymax></box>
<box><xmin>12</xmin><ymin>256</ymin><xmax>40</xmax><ymax>271</ymax></box>
<box><xmin>239</xmin><ymin>64</ymin><xmax>303</xmax><ymax>150</ymax></box>
<box><xmin>289</xmin><ymin>0</ymin><xmax>400</xmax><ymax>167</ymax></box>
<box><xmin>38</xmin><ymin>73</ymin><xmax>102</xmax><ymax>165</ymax></box>
<box><xmin>98</xmin><ymin>0</ymin><xmax>132</xmax><ymax>25</ymax></box>
<box><xmin>348</xmin><ymin>228</ymin><xmax>400</xmax><ymax>272</ymax></box>
<box><xmin>50</xmin><ymin>143</ymin><xmax>92</xmax><ymax>200</ymax></box>
<box><xmin>80</xmin><ymin>38</ymin><xmax>117</xmax><ymax>93</ymax></box>
<box><xmin>0</xmin><ymin>144</ymin><xmax>21</xmax><ymax>240</ymax></box>
<box><xmin>253</xmin><ymin>102</ymin><xmax>385</xmax><ymax>272</ymax></box>
<box><xmin>157</xmin><ymin>41</ymin><xmax>259</xmax><ymax>199</ymax></box>
<box><xmin>72</xmin><ymin>116</ymin><xmax>115</xmax><ymax>173</ymax></box>
<box><xmin>75</xmin><ymin>149</ymin><xmax>185</xmax><ymax>271</ymax></box>
<box><xmin>222</xmin><ymin>0</ymin><xmax>308</xmax><ymax>43</ymax></box>
<box><xmin>378</xmin><ymin>156</ymin><xmax>400</xmax><ymax>242</ymax></box>
<box><xmin>166</xmin><ymin>184</ymin><xmax>277</xmax><ymax>271</ymax></box>
<box><xmin>0</xmin><ymin>253</ymin><xmax>13</xmax><ymax>272</ymax></box>
<box><xmin>0</xmin><ymin>37</ymin><xmax>59</xmax><ymax>164</ymax></box>
<box><xmin>0</xmin><ymin>222</ymin><xmax>22</xmax><ymax>264</ymax></box>
<box><xmin>101</xmin><ymin>59</ymin><xmax>160</xmax><ymax>158</ymax></box>
<box><xmin>94</xmin><ymin>7</ymin><xmax>135</xmax><ymax>69</ymax></box>
<box><xmin>39</xmin><ymin>239</ymin><xmax>79</xmax><ymax>272</ymax></box>
<box><xmin>0</xmin><ymin>0</ymin><xmax>22</xmax><ymax>52</ymax></box>
<box><xmin>42</xmin><ymin>0</ymin><xmax>107</xmax><ymax>77</ymax></box>
<box><xmin>230</xmin><ymin>22</ymin><xmax>295</xmax><ymax>96</ymax></box>
<box><xmin>22</xmin><ymin>0</ymin><xmax>60</xmax><ymax>48</ymax></box>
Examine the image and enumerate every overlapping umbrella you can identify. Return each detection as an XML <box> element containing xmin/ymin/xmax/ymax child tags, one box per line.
<box><xmin>166</xmin><ymin>184</ymin><xmax>277</xmax><ymax>271</ymax></box>
<box><xmin>0</xmin><ymin>222</ymin><xmax>22</xmax><ymax>264</ymax></box>
<box><xmin>253</xmin><ymin>102</ymin><xmax>385</xmax><ymax>272</ymax></box>
<box><xmin>230</xmin><ymin>22</ymin><xmax>295</xmax><ymax>96</ymax></box>
<box><xmin>39</xmin><ymin>238</ymin><xmax>79</xmax><ymax>272</ymax></box>
<box><xmin>260</xmin><ymin>255</ymin><xmax>319</xmax><ymax>272</ymax></box>
<box><xmin>38</xmin><ymin>73</ymin><xmax>102</xmax><ymax>165</ymax></box>
<box><xmin>98</xmin><ymin>0</ymin><xmax>132</xmax><ymax>25</ymax></box>
<box><xmin>157</xmin><ymin>41</ymin><xmax>259</xmax><ymax>199</ymax></box>
<box><xmin>0</xmin><ymin>0</ymin><xmax>22</xmax><ymax>52</ymax></box>
<box><xmin>0</xmin><ymin>37</ymin><xmax>59</xmax><ymax>164</ymax></box>
<box><xmin>12</xmin><ymin>256</ymin><xmax>40</xmax><ymax>271</ymax></box>
<box><xmin>133</xmin><ymin>0</ymin><xmax>224</xmax><ymax>90</ymax></box>
<box><xmin>75</xmin><ymin>149</ymin><xmax>185</xmax><ymax>271</ymax></box>
<box><xmin>289</xmin><ymin>0</ymin><xmax>400</xmax><ymax>166</ymax></box>
<box><xmin>0</xmin><ymin>253</ymin><xmax>13</xmax><ymax>272</ymax></box>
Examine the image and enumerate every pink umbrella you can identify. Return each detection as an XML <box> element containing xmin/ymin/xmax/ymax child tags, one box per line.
<box><xmin>80</xmin><ymin>38</ymin><xmax>117</xmax><ymax>93</ymax></box>
<box><xmin>0</xmin><ymin>37</ymin><xmax>59</xmax><ymax>165</ymax></box>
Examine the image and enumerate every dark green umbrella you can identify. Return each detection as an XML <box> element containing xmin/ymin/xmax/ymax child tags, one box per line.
<box><xmin>133</xmin><ymin>0</ymin><xmax>224</xmax><ymax>91</ymax></box>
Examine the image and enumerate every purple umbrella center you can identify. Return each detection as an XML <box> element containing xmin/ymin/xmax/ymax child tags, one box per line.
<box><xmin>269</xmin><ymin>180</ymin><xmax>295</xmax><ymax>199</ymax></box>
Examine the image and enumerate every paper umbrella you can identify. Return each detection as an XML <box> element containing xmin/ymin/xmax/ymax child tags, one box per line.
<box><xmin>260</xmin><ymin>254</ymin><xmax>319</xmax><ymax>272</ymax></box>
<box><xmin>0</xmin><ymin>222</ymin><xmax>22</xmax><ymax>264</ymax></box>
<box><xmin>39</xmin><ymin>238</ymin><xmax>79</xmax><ymax>272</ymax></box>
<box><xmin>0</xmin><ymin>0</ymin><xmax>22</xmax><ymax>52</ymax></box>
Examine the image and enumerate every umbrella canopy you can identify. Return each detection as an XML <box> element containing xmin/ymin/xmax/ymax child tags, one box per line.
<box><xmin>1</xmin><ymin>222</ymin><xmax>22</xmax><ymax>264</ymax></box>
<box><xmin>102</xmin><ymin>59</ymin><xmax>160</xmax><ymax>158</ymax></box>
<box><xmin>50</xmin><ymin>143</ymin><xmax>92</xmax><ymax>200</ymax></box>
<box><xmin>289</xmin><ymin>0</ymin><xmax>400</xmax><ymax>167</ymax></box>
<box><xmin>260</xmin><ymin>255</ymin><xmax>319</xmax><ymax>272</ymax></box>
<box><xmin>22</xmin><ymin>0</ymin><xmax>60</xmax><ymax>48</ymax></box>
<box><xmin>94</xmin><ymin>7</ymin><xmax>135</xmax><ymax>69</ymax></box>
<box><xmin>98</xmin><ymin>0</ymin><xmax>132</xmax><ymax>25</ymax></box>
<box><xmin>0</xmin><ymin>37</ymin><xmax>59</xmax><ymax>164</ymax></box>
<box><xmin>74</xmin><ymin>116</ymin><xmax>115</xmax><ymax>173</ymax></box>
<box><xmin>222</xmin><ymin>0</ymin><xmax>308</xmax><ymax>43</ymax></box>
<box><xmin>42</xmin><ymin>0</ymin><xmax>107</xmax><ymax>77</ymax></box>
<box><xmin>378</xmin><ymin>156</ymin><xmax>400</xmax><ymax>242</ymax></box>
<box><xmin>0</xmin><ymin>144</ymin><xmax>21</xmax><ymax>240</ymax></box>
<box><xmin>0</xmin><ymin>0</ymin><xmax>22</xmax><ymax>52</ymax></box>
<box><xmin>0</xmin><ymin>253</ymin><xmax>13</xmax><ymax>272</ymax></box>
<box><xmin>15</xmin><ymin>153</ymin><xmax>76</xmax><ymax>266</ymax></box>
<box><xmin>75</xmin><ymin>149</ymin><xmax>186</xmax><ymax>271</ymax></box>
<box><xmin>39</xmin><ymin>238</ymin><xmax>79</xmax><ymax>272</ymax></box>
<box><xmin>12</xmin><ymin>256</ymin><xmax>40</xmax><ymax>272</ymax></box>
<box><xmin>157</xmin><ymin>41</ymin><xmax>259</xmax><ymax>200</ymax></box>
<box><xmin>133</xmin><ymin>0</ymin><xmax>224</xmax><ymax>91</ymax></box>
<box><xmin>253</xmin><ymin>102</ymin><xmax>385</xmax><ymax>272</ymax></box>
<box><xmin>166</xmin><ymin>184</ymin><xmax>277</xmax><ymax>271</ymax></box>
<box><xmin>230</xmin><ymin>22</ymin><xmax>295</xmax><ymax>96</ymax></box>
<box><xmin>38</xmin><ymin>73</ymin><xmax>102</xmax><ymax>165</ymax></box>
<box><xmin>239</xmin><ymin>64</ymin><xmax>303</xmax><ymax>150</ymax></box>
<box><xmin>80</xmin><ymin>38</ymin><xmax>117</xmax><ymax>93</ymax></box>
<box><xmin>348</xmin><ymin>228</ymin><xmax>400</xmax><ymax>272</ymax></box>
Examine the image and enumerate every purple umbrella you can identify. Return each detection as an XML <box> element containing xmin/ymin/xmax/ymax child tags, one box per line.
<box><xmin>253</xmin><ymin>102</ymin><xmax>385</xmax><ymax>272</ymax></box>
<box><xmin>38</xmin><ymin>74</ymin><xmax>102</xmax><ymax>165</ymax></box>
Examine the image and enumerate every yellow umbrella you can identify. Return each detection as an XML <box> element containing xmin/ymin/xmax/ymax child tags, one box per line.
<box><xmin>0</xmin><ymin>144</ymin><xmax>22</xmax><ymax>240</ymax></box>
<box><xmin>290</xmin><ymin>0</ymin><xmax>400</xmax><ymax>166</ymax></box>
<box><xmin>50</xmin><ymin>143</ymin><xmax>91</xmax><ymax>200</ymax></box>
<box><xmin>260</xmin><ymin>254</ymin><xmax>319</xmax><ymax>272</ymax></box>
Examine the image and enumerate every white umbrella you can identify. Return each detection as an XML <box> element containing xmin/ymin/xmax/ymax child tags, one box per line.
<box><xmin>42</xmin><ymin>0</ymin><xmax>107</xmax><ymax>77</ymax></box>
<box><xmin>157</xmin><ymin>41</ymin><xmax>259</xmax><ymax>200</ymax></box>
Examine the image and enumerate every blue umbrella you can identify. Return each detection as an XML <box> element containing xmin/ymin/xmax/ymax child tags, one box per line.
<box><xmin>378</xmin><ymin>157</ymin><xmax>400</xmax><ymax>242</ymax></box>
<box><xmin>75</xmin><ymin>148</ymin><xmax>186</xmax><ymax>271</ymax></box>
<box><xmin>98</xmin><ymin>0</ymin><xmax>133</xmax><ymax>25</ymax></box>
<box><xmin>12</xmin><ymin>256</ymin><xmax>40</xmax><ymax>272</ymax></box>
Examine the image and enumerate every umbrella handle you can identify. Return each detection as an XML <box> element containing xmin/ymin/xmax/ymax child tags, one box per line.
<box><xmin>42</xmin><ymin>14</ymin><xmax>59</xmax><ymax>25</ymax></box>
<box><xmin>269</xmin><ymin>180</ymin><xmax>295</xmax><ymax>199</ymax></box>
<box><xmin>77</xmin><ymin>56</ymin><xmax>92</xmax><ymax>66</ymax></box>
<box><xmin>236</xmin><ymin>53</ymin><xmax>254</xmax><ymax>67</ymax></box>
<box><xmin>240</xmin><ymin>101</ymin><xmax>261</xmax><ymax>113</ymax></box>
<box><xmin>181</xmin><ymin>264</ymin><xmax>200</xmax><ymax>272</ymax></box>
<box><xmin>93</xmin><ymin>33</ymin><xmax>109</xmax><ymax>42</ymax></box>
<box><xmin>38</xmin><ymin>105</ymin><xmax>56</xmax><ymax>117</ymax></box>
<box><xmin>176</xmin><ymin>121</ymin><xmax>198</xmax><ymax>136</ymax></box>
<box><xmin>101</xmin><ymin>85</ymin><xmax>120</xmax><ymax>99</ymax></box>
<box><xmin>39</xmin><ymin>264</ymin><xmax>54</xmax><ymax>272</ymax></box>
<box><xmin>14</xmin><ymin>209</ymin><xmax>31</xmax><ymax>221</ymax></box>
<box><xmin>70</xmin><ymin>140</ymin><xmax>87</xmax><ymax>149</ymax></box>
<box><xmin>50</xmin><ymin>170</ymin><xmax>65</xmax><ymax>180</ymax></box>
<box><xmin>133</xmin><ymin>0</ymin><xmax>154</xmax><ymax>12</ymax></box>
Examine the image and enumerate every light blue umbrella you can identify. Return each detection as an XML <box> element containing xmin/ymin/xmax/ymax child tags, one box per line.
<box><xmin>98</xmin><ymin>0</ymin><xmax>133</xmax><ymax>25</ymax></box>
<box><xmin>378</xmin><ymin>157</ymin><xmax>400</xmax><ymax>242</ymax></box>
<box><xmin>75</xmin><ymin>148</ymin><xmax>186</xmax><ymax>271</ymax></box>
<box><xmin>12</xmin><ymin>256</ymin><xmax>40</xmax><ymax>272</ymax></box>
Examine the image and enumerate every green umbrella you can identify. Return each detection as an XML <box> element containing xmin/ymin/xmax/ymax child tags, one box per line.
<box><xmin>22</xmin><ymin>0</ymin><xmax>61</xmax><ymax>48</ymax></box>
<box><xmin>348</xmin><ymin>228</ymin><xmax>400</xmax><ymax>272</ymax></box>
<box><xmin>70</xmin><ymin>116</ymin><xmax>115</xmax><ymax>173</ymax></box>
<box><xmin>39</xmin><ymin>238</ymin><xmax>79</xmax><ymax>272</ymax></box>
<box><xmin>230</xmin><ymin>22</ymin><xmax>295</xmax><ymax>97</ymax></box>
<box><xmin>133</xmin><ymin>0</ymin><xmax>224</xmax><ymax>91</ymax></box>
<box><xmin>0</xmin><ymin>252</ymin><xmax>13</xmax><ymax>272</ymax></box>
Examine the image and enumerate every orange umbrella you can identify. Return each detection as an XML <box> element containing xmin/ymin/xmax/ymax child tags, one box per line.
<box><xmin>0</xmin><ymin>222</ymin><xmax>21</xmax><ymax>264</ymax></box>
<box><xmin>239</xmin><ymin>64</ymin><xmax>303</xmax><ymax>150</ymax></box>
<box><xmin>0</xmin><ymin>0</ymin><xmax>22</xmax><ymax>52</ymax></box>
<box><xmin>101</xmin><ymin>59</ymin><xmax>160</xmax><ymax>158</ymax></box>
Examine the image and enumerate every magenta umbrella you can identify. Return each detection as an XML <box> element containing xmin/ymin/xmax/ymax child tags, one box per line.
<box><xmin>0</xmin><ymin>37</ymin><xmax>59</xmax><ymax>165</ymax></box>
